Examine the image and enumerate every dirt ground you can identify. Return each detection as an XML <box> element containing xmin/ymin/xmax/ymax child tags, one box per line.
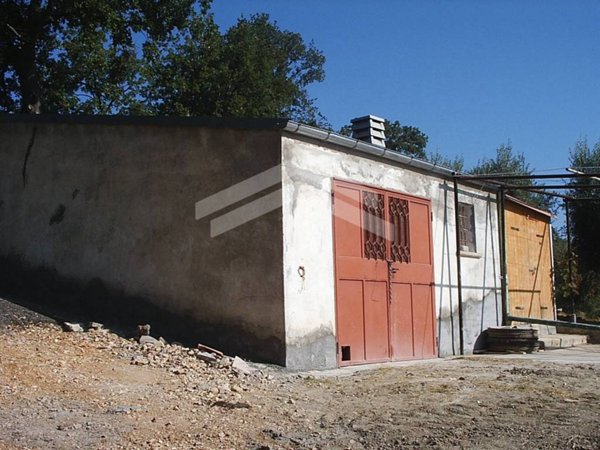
<box><xmin>1</xmin><ymin>300</ymin><xmax>600</xmax><ymax>449</ymax></box>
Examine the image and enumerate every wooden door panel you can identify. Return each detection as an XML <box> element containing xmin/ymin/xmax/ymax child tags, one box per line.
<box><xmin>389</xmin><ymin>197</ymin><xmax>435</xmax><ymax>360</ymax></box>
<box><xmin>505</xmin><ymin>204</ymin><xmax>554</xmax><ymax>321</ymax></box>
<box><xmin>336</xmin><ymin>257</ymin><xmax>388</xmax><ymax>280</ymax></box>
<box><xmin>408</xmin><ymin>201</ymin><xmax>432</xmax><ymax>265</ymax></box>
<box><xmin>336</xmin><ymin>279</ymin><xmax>365</xmax><ymax>363</ymax></box>
<box><xmin>533</xmin><ymin>221</ymin><xmax>553</xmax><ymax>316</ymax></box>
<box><xmin>333</xmin><ymin>186</ymin><xmax>362</xmax><ymax>258</ymax></box>
<box><xmin>412</xmin><ymin>284</ymin><xmax>436</xmax><ymax>358</ymax></box>
<box><xmin>364</xmin><ymin>281</ymin><xmax>390</xmax><ymax>360</ymax></box>
<box><xmin>390</xmin><ymin>282</ymin><xmax>414</xmax><ymax>359</ymax></box>
<box><xmin>392</xmin><ymin>264</ymin><xmax>433</xmax><ymax>284</ymax></box>
<box><xmin>509</xmin><ymin>291</ymin><xmax>541</xmax><ymax>318</ymax></box>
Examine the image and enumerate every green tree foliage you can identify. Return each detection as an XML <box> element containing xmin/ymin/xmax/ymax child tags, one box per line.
<box><xmin>1</xmin><ymin>2</ymin><xmax>327</xmax><ymax>124</ymax></box>
<box><xmin>338</xmin><ymin>124</ymin><xmax>352</xmax><ymax>137</ymax></box>
<box><xmin>568</xmin><ymin>139</ymin><xmax>600</xmax><ymax>270</ymax></box>
<box><xmin>1</xmin><ymin>0</ymin><xmax>205</xmax><ymax>113</ymax></box>
<box><xmin>427</xmin><ymin>151</ymin><xmax>464</xmax><ymax>172</ymax></box>
<box><xmin>551</xmin><ymin>138</ymin><xmax>600</xmax><ymax>319</ymax></box>
<box><xmin>144</xmin><ymin>13</ymin><xmax>327</xmax><ymax>125</ymax></box>
<box><xmin>470</xmin><ymin>142</ymin><xmax>525</xmax><ymax>175</ymax></box>
<box><xmin>339</xmin><ymin>119</ymin><xmax>429</xmax><ymax>158</ymax></box>
<box><xmin>469</xmin><ymin>142</ymin><xmax>551</xmax><ymax>210</ymax></box>
<box><xmin>552</xmin><ymin>230</ymin><xmax>581</xmax><ymax>315</ymax></box>
<box><xmin>383</xmin><ymin>120</ymin><xmax>428</xmax><ymax>158</ymax></box>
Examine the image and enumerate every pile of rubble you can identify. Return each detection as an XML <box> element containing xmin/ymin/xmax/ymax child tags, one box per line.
<box><xmin>59</xmin><ymin>320</ymin><xmax>271</xmax><ymax>407</ymax></box>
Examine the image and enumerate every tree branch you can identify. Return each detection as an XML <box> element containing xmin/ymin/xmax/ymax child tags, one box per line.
<box><xmin>6</xmin><ymin>23</ymin><xmax>22</xmax><ymax>39</ymax></box>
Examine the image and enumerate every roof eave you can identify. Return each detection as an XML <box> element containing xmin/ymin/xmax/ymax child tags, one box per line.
<box><xmin>283</xmin><ymin>120</ymin><xmax>461</xmax><ymax>181</ymax></box>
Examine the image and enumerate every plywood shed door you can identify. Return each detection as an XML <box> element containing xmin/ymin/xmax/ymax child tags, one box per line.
<box><xmin>333</xmin><ymin>180</ymin><xmax>436</xmax><ymax>366</ymax></box>
<box><xmin>506</xmin><ymin>207</ymin><xmax>554</xmax><ymax>320</ymax></box>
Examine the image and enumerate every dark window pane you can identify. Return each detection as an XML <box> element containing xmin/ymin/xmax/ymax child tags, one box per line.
<box><xmin>458</xmin><ymin>202</ymin><xmax>476</xmax><ymax>253</ymax></box>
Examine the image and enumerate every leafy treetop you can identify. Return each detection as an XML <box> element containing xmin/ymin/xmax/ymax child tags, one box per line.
<box><xmin>1</xmin><ymin>1</ymin><xmax>327</xmax><ymax>125</ymax></box>
<box><xmin>469</xmin><ymin>142</ymin><xmax>551</xmax><ymax>211</ymax></box>
<box><xmin>568</xmin><ymin>139</ymin><xmax>600</xmax><ymax>273</ymax></box>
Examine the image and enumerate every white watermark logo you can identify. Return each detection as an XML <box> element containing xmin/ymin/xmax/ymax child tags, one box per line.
<box><xmin>195</xmin><ymin>165</ymin><xmax>392</xmax><ymax>238</ymax></box>
<box><xmin>194</xmin><ymin>165</ymin><xmax>283</xmax><ymax>237</ymax></box>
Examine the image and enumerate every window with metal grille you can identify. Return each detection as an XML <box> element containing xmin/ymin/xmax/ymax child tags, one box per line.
<box><xmin>389</xmin><ymin>196</ymin><xmax>411</xmax><ymax>263</ymax></box>
<box><xmin>362</xmin><ymin>191</ymin><xmax>387</xmax><ymax>260</ymax></box>
<box><xmin>458</xmin><ymin>202</ymin><xmax>476</xmax><ymax>253</ymax></box>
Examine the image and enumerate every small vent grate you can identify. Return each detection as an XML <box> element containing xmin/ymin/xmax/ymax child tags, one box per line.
<box><xmin>341</xmin><ymin>346</ymin><xmax>351</xmax><ymax>361</ymax></box>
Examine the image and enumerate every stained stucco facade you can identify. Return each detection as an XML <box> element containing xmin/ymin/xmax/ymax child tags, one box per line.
<box><xmin>281</xmin><ymin>135</ymin><xmax>502</xmax><ymax>368</ymax></box>
<box><xmin>1</xmin><ymin>115</ymin><xmax>503</xmax><ymax>369</ymax></box>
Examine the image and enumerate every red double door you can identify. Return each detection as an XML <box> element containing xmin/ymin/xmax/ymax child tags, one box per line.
<box><xmin>333</xmin><ymin>180</ymin><xmax>436</xmax><ymax>365</ymax></box>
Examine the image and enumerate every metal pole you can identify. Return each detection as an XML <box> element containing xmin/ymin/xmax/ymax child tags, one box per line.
<box><xmin>452</xmin><ymin>175</ymin><xmax>465</xmax><ymax>355</ymax></box>
<box><xmin>502</xmin><ymin>183</ymin><xmax>600</xmax><ymax>190</ymax></box>
<box><xmin>549</xmin><ymin>225</ymin><xmax>558</xmax><ymax>321</ymax></box>
<box><xmin>453</xmin><ymin>172</ymin><xmax>600</xmax><ymax>181</ymax></box>
<box><xmin>505</xmin><ymin>315</ymin><xmax>600</xmax><ymax>330</ymax></box>
<box><xmin>564</xmin><ymin>198</ymin><xmax>576</xmax><ymax>322</ymax></box>
<box><xmin>497</xmin><ymin>187</ymin><xmax>509</xmax><ymax>325</ymax></box>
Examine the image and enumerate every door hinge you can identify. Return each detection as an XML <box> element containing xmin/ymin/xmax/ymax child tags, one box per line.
<box><xmin>336</xmin><ymin>342</ymin><xmax>339</xmax><ymax>355</ymax></box>
<box><xmin>431</xmin><ymin>211</ymin><xmax>434</xmax><ymax>222</ymax></box>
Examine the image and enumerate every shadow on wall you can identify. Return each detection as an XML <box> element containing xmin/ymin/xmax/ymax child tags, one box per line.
<box><xmin>473</xmin><ymin>329</ymin><xmax>488</xmax><ymax>352</ymax></box>
<box><xmin>0</xmin><ymin>254</ymin><xmax>285</xmax><ymax>365</ymax></box>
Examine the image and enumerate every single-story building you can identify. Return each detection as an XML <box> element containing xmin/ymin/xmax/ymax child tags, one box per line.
<box><xmin>0</xmin><ymin>114</ymin><xmax>504</xmax><ymax>369</ymax></box>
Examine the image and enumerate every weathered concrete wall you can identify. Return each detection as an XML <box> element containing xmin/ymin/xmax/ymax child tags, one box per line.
<box><xmin>434</xmin><ymin>186</ymin><xmax>502</xmax><ymax>354</ymax></box>
<box><xmin>281</xmin><ymin>135</ymin><xmax>502</xmax><ymax>368</ymax></box>
<box><xmin>0</xmin><ymin>117</ymin><xmax>285</xmax><ymax>363</ymax></box>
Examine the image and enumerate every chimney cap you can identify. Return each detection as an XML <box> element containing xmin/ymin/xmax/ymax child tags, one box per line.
<box><xmin>350</xmin><ymin>114</ymin><xmax>385</xmax><ymax>124</ymax></box>
<box><xmin>350</xmin><ymin>114</ymin><xmax>386</xmax><ymax>148</ymax></box>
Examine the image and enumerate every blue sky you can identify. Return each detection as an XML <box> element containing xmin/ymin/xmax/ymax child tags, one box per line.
<box><xmin>211</xmin><ymin>1</ymin><xmax>600</xmax><ymax>173</ymax></box>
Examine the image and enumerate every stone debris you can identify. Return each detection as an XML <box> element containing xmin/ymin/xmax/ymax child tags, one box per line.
<box><xmin>131</xmin><ymin>355</ymin><xmax>149</xmax><ymax>365</ymax></box>
<box><xmin>55</xmin><ymin>319</ymin><xmax>268</xmax><ymax>409</ymax></box>
<box><xmin>138</xmin><ymin>335</ymin><xmax>163</xmax><ymax>347</ymax></box>
<box><xmin>232</xmin><ymin>356</ymin><xmax>255</xmax><ymax>376</ymax></box>
<box><xmin>108</xmin><ymin>405</ymin><xmax>141</xmax><ymax>414</ymax></box>
<box><xmin>87</xmin><ymin>321</ymin><xmax>104</xmax><ymax>330</ymax></box>
<box><xmin>196</xmin><ymin>351</ymin><xmax>219</xmax><ymax>364</ymax></box>
<box><xmin>197</xmin><ymin>343</ymin><xmax>224</xmax><ymax>359</ymax></box>
<box><xmin>62</xmin><ymin>322</ymin><xmax>83</xmax><ymax>332</ymax></box>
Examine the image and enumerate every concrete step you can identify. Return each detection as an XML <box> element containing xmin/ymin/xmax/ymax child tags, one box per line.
<box><xmin>539</xmin><ymin>333</ymin><xmax>589</xmax><ymax>350</ymax></box>
<box><xmin>512</xmin><ymin>322</ymin><xmax>558</xmax><ymax>336</ymax></box>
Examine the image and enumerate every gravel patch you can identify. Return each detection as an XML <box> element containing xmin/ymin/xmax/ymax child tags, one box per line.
<box><xmin>0</xmin><ymin>297</ymin><xmax>56</xmax><ymax>329</ymax></box>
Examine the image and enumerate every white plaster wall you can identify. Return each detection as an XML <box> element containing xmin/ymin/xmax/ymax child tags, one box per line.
<box><xmin>282</xmin><ymin>136</ymin><xmax>503</xmax><ymax>367</ymax></box>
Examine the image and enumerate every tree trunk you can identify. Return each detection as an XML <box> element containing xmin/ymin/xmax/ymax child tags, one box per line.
<box><xmin>12</xmin><ymin>0</ymin><xmax>45</xmax><ymax>113</ymax></box>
